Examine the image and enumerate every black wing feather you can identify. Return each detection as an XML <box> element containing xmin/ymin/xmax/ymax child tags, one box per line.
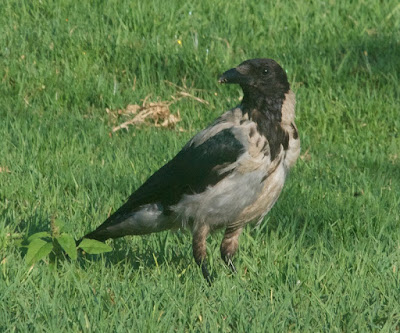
<box><xmin>91</xmin><ymin>128</ymin><xmax>244</xmax><ymax>232</ymax></box>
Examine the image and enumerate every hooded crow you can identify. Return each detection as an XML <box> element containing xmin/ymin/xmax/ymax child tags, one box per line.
<box><xmin>81</xmin><ymin>58</ymin><xmax>300</xmax><ymax>284</ymax></box>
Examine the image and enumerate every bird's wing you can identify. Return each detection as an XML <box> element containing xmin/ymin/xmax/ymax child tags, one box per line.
<box><xmin>93</xmin><ymin>119</ymin><xmax>248</xmax><ymax>231</ymax></box>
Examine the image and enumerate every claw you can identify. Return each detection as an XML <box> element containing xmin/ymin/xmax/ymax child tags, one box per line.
<box><xmin>226</xmin><ymin>258</ymin><xmax>237</xmax><ymax>274</ymax></box>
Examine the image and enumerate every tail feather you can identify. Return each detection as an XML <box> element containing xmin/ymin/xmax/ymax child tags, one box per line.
<box><xmin>80</xmin><ymin>203</ymin><xmax>177</xmax><ymax>243</ymax></box>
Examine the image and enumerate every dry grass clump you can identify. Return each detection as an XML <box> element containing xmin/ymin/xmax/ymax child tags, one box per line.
<box><xmin>108</xmin><ymin>82</ymin><xmax>209</xmax><ymax>133</ymax></box>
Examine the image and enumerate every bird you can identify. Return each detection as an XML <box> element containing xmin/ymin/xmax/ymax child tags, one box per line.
<box><xmin>80</xmin><ymin>58</ymin><xmax>300</xmax><ymax>284</ymax></box>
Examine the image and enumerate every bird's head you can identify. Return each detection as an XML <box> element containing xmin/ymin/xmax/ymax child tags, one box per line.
<box><xmin>218</xmin><ymin>58</ymin><xmax>290</xmax><ymax>97</ymax></box>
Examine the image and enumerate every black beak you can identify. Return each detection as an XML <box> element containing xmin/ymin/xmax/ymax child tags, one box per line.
<box><xmin>218</xmin><ymin>68</ymin><xmax>246</xmax><ymax>84</ymax></box>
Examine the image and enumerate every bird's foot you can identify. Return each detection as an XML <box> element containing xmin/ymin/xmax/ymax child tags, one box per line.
<box><xmin>226</xmin><ymin>258</ymin><xmax>237</xmax><ymax>274</ymax></box>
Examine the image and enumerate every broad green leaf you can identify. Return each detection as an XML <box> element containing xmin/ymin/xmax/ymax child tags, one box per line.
<box><xmin>78</xmin><ymin>239</ymin><xmax>112</xmax><ymax>254</ymax></box>
<box><xmin>56</xmin><ymin>233</ymin><xmax>77</xmax><ymax>260</ymax></box>
<box><xmin>27</xmin><ymin>232</ymin><xmax>51</xmax><ymax>242</ymax></box>
<box><xmin>26</xmin><ymin>238</ymin><xmax>53</xmax><ymax>266</ymax></box>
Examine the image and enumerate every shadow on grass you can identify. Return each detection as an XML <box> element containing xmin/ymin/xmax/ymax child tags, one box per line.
<box><xmin>12</xmin><ymin>209</ymin><xmax>52</xmax><ymax>236</ymax></box>
<box><xmin>295</xmin><ymin>32</ymin><xmax>399</xmax><ymax>89</ymax></box>
<box><xmin>78</xmin><ymin>231</ymin><xmax>193</xmax><ymax>273</ymax></box>
<box><xmin>352</xmin><ymin>34</ymin><xmax>400</xmax><ymax>76</ymax></box>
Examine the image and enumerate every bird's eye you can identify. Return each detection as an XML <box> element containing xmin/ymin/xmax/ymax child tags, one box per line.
<box><xmin>263</xmin><ymin>69</ymin><xmax>268</xmax><ymax>75</ymax></box>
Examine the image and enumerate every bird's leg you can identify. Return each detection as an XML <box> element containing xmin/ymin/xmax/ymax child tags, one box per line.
<box><xmin>192</xmin><ymin>224</ymin><xmax>212</xmax><ymax>285</ymax></box>
<box><xmin>220</xmin><ymin>227</ymin><xmax>243</xmax><ymax>274</ymax></box>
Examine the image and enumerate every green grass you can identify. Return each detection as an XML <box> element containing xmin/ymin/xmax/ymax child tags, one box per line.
<box><xmin>1</xmin><ymin>0</ymin><xmax>400</xmax><ymax>331</ymax></box>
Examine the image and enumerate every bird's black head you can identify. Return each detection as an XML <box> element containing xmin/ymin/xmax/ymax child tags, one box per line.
<box><xmin>218</xmin><ymin>58</ymin><xmax>290</xmax><ymax>97</ymax></box>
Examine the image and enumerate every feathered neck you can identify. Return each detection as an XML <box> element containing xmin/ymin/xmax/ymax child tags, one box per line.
<box><xmin>241</xmin><ymin>87</ymin><xmax>287</xmax><ymax>123</ymax></box>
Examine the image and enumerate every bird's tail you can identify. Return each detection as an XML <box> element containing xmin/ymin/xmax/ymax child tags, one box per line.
<box><xmin>79</xmin><ymin>205</ymin><xmax>177</xmax><ymax>244</ymax></box>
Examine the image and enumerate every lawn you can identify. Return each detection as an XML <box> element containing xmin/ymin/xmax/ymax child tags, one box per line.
<box><xmin>1</xmin><ymin>0</ymin><xmax>399</xmax><ymax>331</ymax></box>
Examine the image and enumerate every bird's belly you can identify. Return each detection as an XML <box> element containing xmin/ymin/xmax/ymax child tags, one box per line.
<box><xmin>236</xmin><ymin>164</ymin><xmax>286</xmax><ymax>226</ymax></box>
<box><xmin>171</xmin><ymin>169</ymin><xmax>267</xmax><ymax>230</ymax></box>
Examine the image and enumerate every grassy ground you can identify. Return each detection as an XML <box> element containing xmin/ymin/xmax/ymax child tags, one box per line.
<box><xmin>1</xmin><ymin>0</ymin><xmax>400</xmax><ymax>331</ymax></box>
